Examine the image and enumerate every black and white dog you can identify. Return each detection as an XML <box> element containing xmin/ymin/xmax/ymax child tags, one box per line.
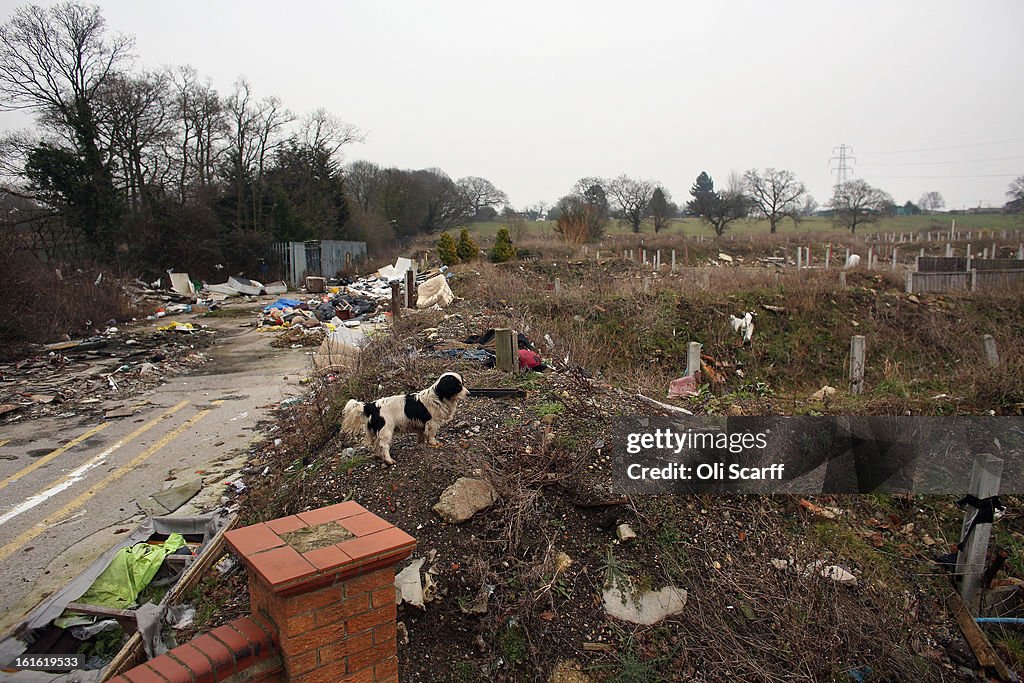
<box><xmin>341</xmin><ymin>372</ymin><xmax>470</xmax><ymax>465</ymax></box>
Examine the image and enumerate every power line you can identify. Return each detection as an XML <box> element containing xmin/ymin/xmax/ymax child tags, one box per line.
<box><xmin>858</xmin><ymin>137</ymin><xmax>1024</xmax><ymax>155</ymax></box>
<box><xmin>858</xmin><ymin>155</ymin><xmax>1024</xmax><ymax>167</ymax></box>
<box><xmin>866</xmin><ymin>172</ymin><xmax>1020</xmax><ymax>179</ymax></box>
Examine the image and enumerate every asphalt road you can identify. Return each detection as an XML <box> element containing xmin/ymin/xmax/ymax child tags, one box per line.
<box><xmin>0</xmin><ymin>314</ymin><xmax>310</xmax><ymax>635</ymax></box>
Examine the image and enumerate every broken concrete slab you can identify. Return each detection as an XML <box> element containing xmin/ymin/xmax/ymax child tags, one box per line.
<box><xmin>615</xmin><ymin>524</ymin><xmax>636</xmax><ymax>542</ymax></box>
<box><xmin>169</xmin><ymin>272</ymin><xmax>195</xmax><ymax>296</ymax></box>
<box><xmin>143</xmin><ymin>479</ymin><xmax>202</xmax><ymax>515</ymax></box>
<box><xmin>603</xmin><ymin>583</ymin><xmax>687</xmax><ymax>625</ymax></box>
<box><xmin>432</xmin><ymin>477</ymin><xmax>497</xmax><ymax>524</ymax></box>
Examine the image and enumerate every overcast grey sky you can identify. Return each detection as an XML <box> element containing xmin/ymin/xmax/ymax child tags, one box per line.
<box><xmin>1</xmin><ymin>0</ymin><xmax>1022</xmax><ymax>211</ymax></box>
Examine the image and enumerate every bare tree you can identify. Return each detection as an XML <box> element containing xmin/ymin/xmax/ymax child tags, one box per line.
<box><xmin>301</xmin><ymin>108</ymin><xmax>362</xmax><ymax>162</ymax></box>
<box><xmin>96</xmin><ymin>70</ymin><xmax>175</xmax><ymax>211</ymax></box>
<box><xmin>918</xmin><ymin>191</ymin><xmax>945</xmax><ymax>214</ymax></box>
<box><xmin>607</xmin><ymin>175</ymin><xmax>656</xmax><ymax>233</ymax></box>
<box><xmin>0</xmin><ymin>3</ymin><xmax>133</xmax><ymax>125</ymax></box>
<box><xmin>343</xmin><ymin>160</ymin><xmax>384</xmax><ymax>213</ymax></box>
<box><xmin>457</xmin><ymin>176</ymin><xmax>508</xmax><ymax>216</ymax></box>
<box><xmin>172</xmin><ymin>66</ymin><xmax>227</xmax><ymax>200</ymax></box>
<box><xmin>743</xmin><ymin>168</ymin><xmax>806</xmax><ymax>233</ymax></box>
<box><xmin>829</xmin><ymin>179</ymin><xmax>893</xmax><ymax>233</ymax></box>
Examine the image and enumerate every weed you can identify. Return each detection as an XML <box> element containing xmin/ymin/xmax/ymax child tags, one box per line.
<box><xmin>497</xmin><ymin>622</ymin><xmax>528</xmax><ymax>664</ymax></box>
<box><xmin>533</xmin><ymin>401</ymin><xmax>564</xmax><ymax>417</ymax></box>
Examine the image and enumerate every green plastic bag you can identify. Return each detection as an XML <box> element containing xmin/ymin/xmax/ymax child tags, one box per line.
<box><xmin>55</xmin><ymin>533</ymin><xmax>186</xmax><ymax>628</ymax></box>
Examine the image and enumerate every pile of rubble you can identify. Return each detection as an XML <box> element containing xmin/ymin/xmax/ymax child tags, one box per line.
<box><xmin>0</xmin><ymin>327</ymin><xmax>214</xmax><ymax>423</ymax></box>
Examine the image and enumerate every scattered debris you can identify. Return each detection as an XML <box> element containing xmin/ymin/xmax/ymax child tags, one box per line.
<box><xmin>615</xmin><ymin>524</ymin><xmax>636</xmax><ymax>542</ymax></box>
<box><xmin>729</xmin><ymin>311</ymin><xmax>755</xmax><ymax>344</ymax></box>
<box><xmin>811</xmin><ymin>385</ymin><xmax>837</xmax><ymax>401</ymax></box>
<box><xmin>603</xmin><ymin>582</ymin><xmax>687</xmax><ymax>625</ymax></box>
<box><xmin>432</xmin><ymin>477</ymin><xmax>497</xmax><ymax>524</ymax></box>
<box><xmin>395</xmin><ymin>557</ymin><xmax>427</xmax><ymax>609</ymax></box>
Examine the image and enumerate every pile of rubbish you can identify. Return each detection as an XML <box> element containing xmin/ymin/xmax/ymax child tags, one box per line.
<box><xmin>0</xmin><ymin>328</ymin><xmax>213</xmax><ymax>423</ymax></box>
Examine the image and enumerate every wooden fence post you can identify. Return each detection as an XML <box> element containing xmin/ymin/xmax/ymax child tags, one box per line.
<box><xmin>849</xmin><ymin>335</ymin><xmax>865</xmax><ymax>395</ymax></box>
<box><xmin>671</xmin><ymin>250</ymin><xmax>676</xmax><ymax>273</ymax></box>
<box><xmin>390</xmin><ymin>281</ymin><xmax>402</xmax><ymax>320</ymax></box>
<box><xmin>554</xmin><ymin>277</ymin><xmax>562</xmax><ymax>295</ymax></box>
<box><xmin>839</xmin><ymin>271</ymin><xmax>847</xmax><ymax>289</ymax></box>
<box><xmin>495</xmin><ymin>328</ymin><xmax>518</xmax><ymax>372</ymax></box>
<box><xmin>982</xmin><ymin>335</ymin><xmax>999</xmax><ymax>367</ymax></box>
<box><xmin>892</xmin><ymin>247</ymin><xmax>898</xmax><ymax>271</ymax></box>
<box><xmin>905</xmin><ymin>270</ymin><xmax>913</xmax><ymax>294</ymax></box>
<box><xmin>796</xmin><ymin>248</ymin><xmax>802</xmax><ymax>269</ymax></box>
<box><xmin>957</xmin><ymin>454</ymin><xmax>1003</xmax><ymax>613</ymax></box>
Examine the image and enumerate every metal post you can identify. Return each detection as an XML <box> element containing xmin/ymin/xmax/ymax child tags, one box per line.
<box><xmin>957</xmin><ymin>454</ymin><xmax>1003</xmax><ymax>613</ymax></box>
<box><xmin>671</xmin><ymin>250</ymin><xmax>676</xmax><ymax>273</ymax></box>
<box><xmin>892</xmin><ymin>247</ymin><xmax>898</xmax><ymax>271</ymax></box>
<box><xmin>905</xmin><ymin>270</ymin><xmax>913</xmax><ymax>294</ymax></box>
<box><xmin>849</xmin><ymin>335</ymin><xmax>865</xmax><ymax>395</ymax></box>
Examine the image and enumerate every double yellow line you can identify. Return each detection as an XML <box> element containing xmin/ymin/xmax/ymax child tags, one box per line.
<box><xmin>0</xmin><ymin>423</ymin><xmax>111</xmax><ymax>493</ymax></box>
<box><xmin>0</xmin><ymin>401</ymin><xmax>218</xmax><ymax>563</ymax></box>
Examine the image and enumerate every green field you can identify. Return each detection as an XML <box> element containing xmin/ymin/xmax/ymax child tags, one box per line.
<box><xmin>460</xmin><ymin>213</ymin><xmax>1023</xmax><ymax>241</ymax></box>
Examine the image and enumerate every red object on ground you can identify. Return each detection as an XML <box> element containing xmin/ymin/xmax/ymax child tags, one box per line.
<box><xmin>518</xmin><ymin>349</ymin><xmax>543</xmax><ymax>370</ymax></box>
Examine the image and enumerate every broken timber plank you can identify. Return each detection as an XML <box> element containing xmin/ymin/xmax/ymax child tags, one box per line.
<box><xmin>467</xmin><ymin>388</ymin><xmax>527</xmax><ymax>398</ymax></box>
<box><xmin>948</xmin><ymin>591</ymin><xmax>1017</xmax><ymax>682</ymax></box>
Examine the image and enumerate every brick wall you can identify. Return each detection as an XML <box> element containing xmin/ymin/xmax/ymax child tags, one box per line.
<box><xmin>106</xmin><ymin>502</ymin><xmax>414</xmax><ymax>683</ymax></box>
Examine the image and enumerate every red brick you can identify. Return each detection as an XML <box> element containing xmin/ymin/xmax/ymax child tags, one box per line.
<box><xmin>122</xmin><ymin>665</ymin><xmax>169</xmax><ymax>683</ymax></box>
<box><xmin>346</xmin><ymin>641</ymin><xmax>396</xmax><ymax>673</ymax></box>
<box><xmin>106</xmin><ymin>677</ymin><xmax>132</xmax><ymax>683</ymax></box>
<box><xmin>292</xmin><ymin>658</ymin><xmax>348</xmax><ymax>683</ymax></box>
<box><xmin>374</xmin><ymin>675</ymin><xmax>399</xmax><ymax>683</ymax></box>
<box><xmin>375</xmin><ymin>656</ymin><xmax>398</xmax><ymax>679</ymax></box>
<box><xmin>266</xmin><ymin>515</ymin><xmax>307</xmax><ymax>534</ymax></box>
<box><xmin>343</xmin><ymin>568</ymin><xmax>395</xmax><ymax>598</ymax></box>
<box><xmin>316</xmin><ymin>593</ymin><xmax>369</xmax><ymax>627</ymax></box>
<box><xmin>372</xmin><ymin>623</ymin><xmax>397</xmax><ymax>646</ymax></box>
<box><xmin>345</xmin><ymin>605</ymin><xmax>393</xmax><ymax>637</ymax></box>
<box><xmin>318</xmin><ymin>630</ymin><xmax>373</xmax><ymax>664</ymax></box>
<box><xmin>369</xmin><ymin>586</ymin><xmax>394</xmax><ymax>609</ymax></box>
<box><xmin>146</xmin><ymin>653</ymin><xmax>192</xmax><ymax>682</ymax></box>
<box><xmin>167</xmin><ymin>645</ymin><xmax>214</xmax><ymax>683</ymax></box>
<box><xmin>340</xmin><ymin>665</ymin><xmax>376</xmax><ymax>683</ymax></box>
<box><xmin>286</xmin><ymin>649</ymin><xmax>319</xmax><ymax>676</ymax></box>
<box><xmin>189</xmin><ymin>633</ymin><xmax>235</xmax><ymax>672</ymax></box>
<box><xmin>337</xmin><ymin>513</ymin><xmax>392</xmax><ymax>537</ymax></box>
<box><xmin>296</xmin><ymin>501</ymin><xmax>365</xmax><ymax>526</ymax></box>
<box><xmin>303</xmin><ymin>544</ymin><xmax>352</xmax><ymax>572</ymax></box>
<box><xmin>209</xmin><ymin>623</ymin><xmax>249</xmax><ymax>656</ymax></box>
<box><xmin>281</xmin><ymin>609</ymin><xmax>316</xmax><ymax>635</ymax></box>
<box><xmin>248</xmin><ymin>545</ymin><xmax>317</xmax><ymax>588</ymax></box>
<box><xmin>279</xmin><ymin>621</ymin><xmax>347</xmax><ymax>656</ymax></box>
<box><xmin>279</xmin><ymin>584</ymin><xmax>344</xmax><ymax>616</ymax></box>
<box><xmin>225</xmin><ymin>523</ymin><xmax>285</xmax><ymax>557</ymax></box>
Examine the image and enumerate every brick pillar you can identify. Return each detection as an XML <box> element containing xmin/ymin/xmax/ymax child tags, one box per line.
<box><xmin>225</xmin><ymin>501</ymin><xmax>415</xmax><ymax>683</ymax></box>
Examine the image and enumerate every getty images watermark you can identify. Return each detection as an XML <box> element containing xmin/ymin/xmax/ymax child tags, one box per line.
<box><xmin>613</xmin><ymin>416</ymin><xmax>1024</xmax><ymax>495</ymax></box>
<box><xmin>625</xmin><ymin>427</ymin><xmax>784</xmax><ymax>483</ymax></box>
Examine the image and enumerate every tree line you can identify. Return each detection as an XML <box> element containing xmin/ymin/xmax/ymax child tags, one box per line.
<box><xmin>0</xmin><ymin>2</ymin><xmax>510</xmax><ymax>277</ymax></box>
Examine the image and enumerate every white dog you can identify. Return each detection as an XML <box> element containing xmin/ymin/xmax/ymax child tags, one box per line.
<box><xmin>341</xmin><ymin>372</ymin><xmax>470</xmax><ymax>465</ymax></box>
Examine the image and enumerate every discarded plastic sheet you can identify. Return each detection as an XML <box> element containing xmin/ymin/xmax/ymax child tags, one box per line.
<box><xmin>54</xmin><ymin>534</ymin><xmax>186</xmax><ymax>628</ymax></box>
<box><xmin>417</xmin><ymin>274</ymin><xmax>454</xmax><ymax>308</ymax></box>
<box><xmin>395</xmin><ymin>557</ymin><xmax>426</xmax><ymax>608</ymax></box>
<box><xmin>227</xmin><ymin>276</ymin><xmax>263</xmax><ymax>296</ymax></box>
<box><xmin>264</xmin><ymin>298</ymin><xmax>302</xmax><ymax>312</ymax></box>
<box><xmin>313</xmin><ymin>324</ymin><xmax>374</xmax><ymax>372</ymax></box>
<box><xmin>264</xmin><ymin>281</ymin><xmax>288</xmax><ymax>295</ymax></box>
<box><xmin>668</xmin><ymin>375</ymin><xmax>699</xmax><ymax>398</ymax></box>
<box><xmin>144</xmin><ymin>479</ymin><xmax>202</xmax><ymax>515</ymax></box>
<box><xmin>157</xmin><ymin>321</ymin><xmax>196</xmax><ymax>332</ymax></box>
